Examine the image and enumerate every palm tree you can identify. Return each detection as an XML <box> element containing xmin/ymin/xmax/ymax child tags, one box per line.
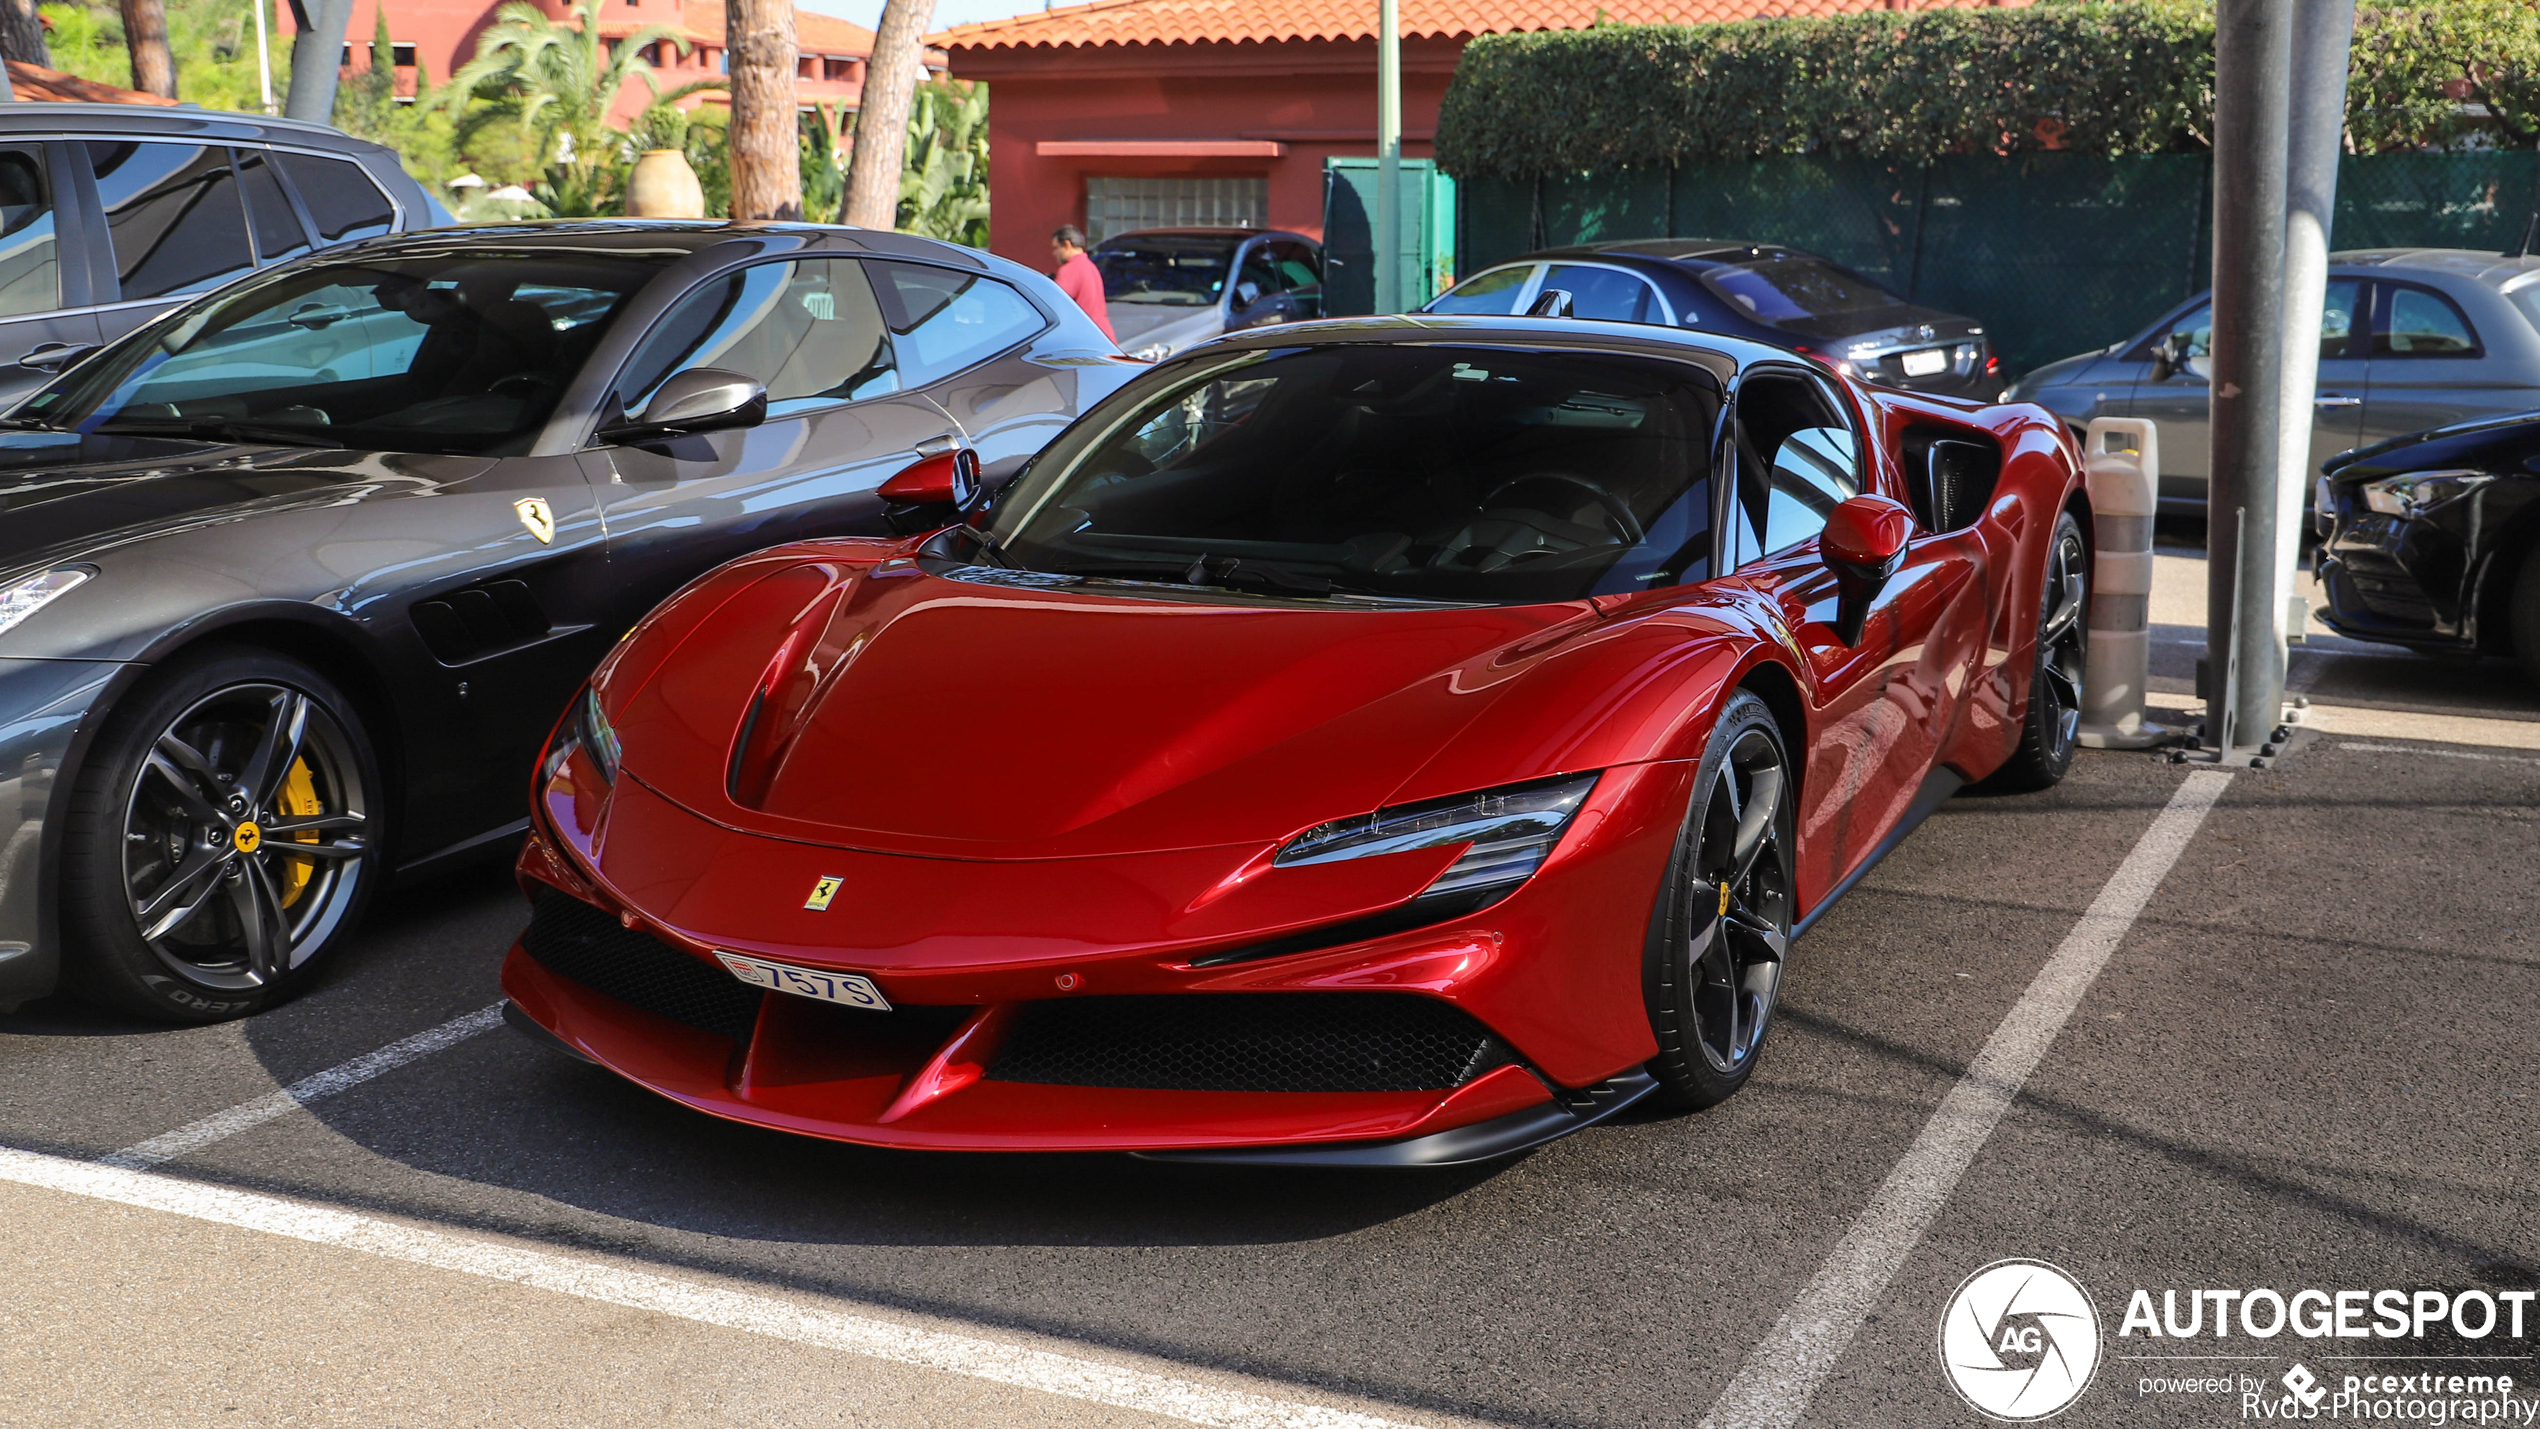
<box><xmin>442</xmin><ymin>0</ymin><xmax>719</xmax><ymax>216</ymax></box>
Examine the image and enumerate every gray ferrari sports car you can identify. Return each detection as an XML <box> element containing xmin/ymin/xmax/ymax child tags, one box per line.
<box><xmin>0</xmin><ymin>219</ymin><xmax>1134</xmax><ymax>1022</ymax></box>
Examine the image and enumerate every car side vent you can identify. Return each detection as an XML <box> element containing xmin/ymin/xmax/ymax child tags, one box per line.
<box><xmin>1902</xmin><ymin>429</ymin><xmax>2002</xmax><ymax>533</ymax></box>
<box><xmin>410</xmin><ymin>578</ymin><xmax>553</xmax><ymax>665</ymax></box>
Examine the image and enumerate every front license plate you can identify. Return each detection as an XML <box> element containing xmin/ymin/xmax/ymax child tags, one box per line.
<box><xmin>715</xmin><ymin>952</ymin><xmax>893</xmax><ymax>1011</ymax></box>
<box><xmin>1900</xmin><ymin>347</ymin><xmax>1948</xmax><ymax>377</ymax></box>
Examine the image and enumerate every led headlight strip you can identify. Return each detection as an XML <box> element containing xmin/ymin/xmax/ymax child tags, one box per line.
<box><xmin>1275</xmin><ymin>772</ymin><xmax>1601</xmax><ymax>898</ymax></box>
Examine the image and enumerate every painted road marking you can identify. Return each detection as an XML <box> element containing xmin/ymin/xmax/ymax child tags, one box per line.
<box><xmin>2336</xmin><ymin>740</ymin><xmax>2540</xmax><ymax>766</ymax></box>
<box><xmin>1698</xmin><ymin>769</ymin><xmax>2234</xmax><ymax>1429</ymax></box>
<box><xmin>0</xmin><ymin>1145</ymin><xmax>1429</xmax><ymax>1429</ymax></box>
<box><xmin>102</xmin><ymin>1004</ymin><xmax>505</xmax><ymax>1170</ymax></box>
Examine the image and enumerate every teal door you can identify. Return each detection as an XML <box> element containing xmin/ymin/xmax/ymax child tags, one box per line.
<box><xmin>1322</xmin><ymin>158</ymin><xmax>1457</xmax><ymax>316</ymax></box>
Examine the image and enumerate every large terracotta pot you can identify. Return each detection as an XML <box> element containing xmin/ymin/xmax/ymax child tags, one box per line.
<box><xmin>626</xmin><ymin>148</ymin><xmax>705</xmax><ymax>219</ymax></box>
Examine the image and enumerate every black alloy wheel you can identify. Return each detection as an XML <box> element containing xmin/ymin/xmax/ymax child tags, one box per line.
<box><xmin>1645</xmin><ymin>689</ymin><xmax>1795</xmax><ymax>1110</ymax></box>
<box><xmin>64</xmin><ymin>649</ymin><xmax>381</xmax><ymax>1022</ymax></box>
<box><xmin>1991</xmin><ymin>510</ymin><xmax>2088</xmax><ymax>791</ymax></box>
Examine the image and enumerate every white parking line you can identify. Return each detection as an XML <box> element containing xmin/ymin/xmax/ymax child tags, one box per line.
<box><xmin>101</xmin><ymin>1003</ymin><xmax>505</xmax><ymax>1170</ymax></box>
<box><xmin>0</xmin><ymin>1145</ymin><xmax>1428</xmax><ymax>1429</ymax></box>
<box><xmin>2335</xmin><ymin>740</ymin><xmax>2540</xmax><ymax>766</ymax></box>
<box><xmin>1698</xmin><ymin>769</ymin><xmax>2234</xmax><ymax>1429</ymax></box>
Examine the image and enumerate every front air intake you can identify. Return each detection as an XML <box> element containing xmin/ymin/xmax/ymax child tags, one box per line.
<box><xmin>986</xmin><ymin>993</ymin><xmax>1512</xmax><ymax>1093</ymax></box>
<box><xmin>521</xmin><ymin>884</ymin><xmax>762</xmax><ymax>1040</ymax></box>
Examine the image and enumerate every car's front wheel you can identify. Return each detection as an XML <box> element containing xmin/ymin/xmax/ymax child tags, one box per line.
<box><xmin>62</xmin><ymin>648</ymin><xmax>383</xmax><ymax>1023</ymax></box>
<box><xmin>1989</xmin><ymin>509</ymin><xmax>2088</xmax><ymax>790</ymax></box>
<box><xmin>1644</xmin><ymin>689</ymin><xmax>1795</xmax><ymax>1110</ymax></box>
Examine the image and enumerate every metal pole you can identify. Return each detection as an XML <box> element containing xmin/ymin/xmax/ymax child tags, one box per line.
<box><xmin>1374</xmin><ymin>0</ymin><xmax>1401</xmax><ymax>314</ymax></box>
<box><xmin>254</xmin><ymin>0</ymin><xmax>276</xmax><ymax>115</ymax></box>
<box><xmin>283</xmin><ymin>0</ymin><xmax>355</xmax><ymax>125</ymax></box>
<box><xmin>2207</xmin><ymin>0</ymin><xmax>2293</xmax><ymax>753</ymax></box>
<box><xmin>2275</xmin><ymin>0</ymin><xmax>2355</xmax><ymax>666</ymax></box>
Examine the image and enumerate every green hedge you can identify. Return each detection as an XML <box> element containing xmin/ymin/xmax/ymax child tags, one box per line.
<box><xmin>1437</xmin><ymin>1</ymin><xmax>2540</xmax><ymax>179</ymax></box>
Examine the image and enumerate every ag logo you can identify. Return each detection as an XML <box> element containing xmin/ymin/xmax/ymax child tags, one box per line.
<box><xmin>2283</xmin><ymin>1365</ymin><xmax>2326</xmax><ymax>1411</ymax></box>
<box><xmin>515</xmin><ymin>497</ymin><xmax>556</xmax><ymax>544</ymax></box>
<box><xmin>1938</xmin><ymin>1259</ymin><xmax>2101</xmax><ymax>1421</ymax></box>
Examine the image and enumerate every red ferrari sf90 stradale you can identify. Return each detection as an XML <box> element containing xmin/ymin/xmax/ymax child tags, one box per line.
<box><xmin>499</xmin><ymin>316</ymin><xmax>2090</xmax><ymax>1165</ymax></box>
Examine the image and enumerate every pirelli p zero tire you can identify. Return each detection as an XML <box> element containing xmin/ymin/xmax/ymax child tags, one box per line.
<box><xmin>1989</xmin><ymin>509</ymin><xmax>2089</xmax><ymax>792</ymax></box>
<box><xmin>1644</xmin><ymin>689</ymin><xmax>1795</xmax><ymax>1112</ymax></box>
<box><xmin>62</xmin><ymin>647</ymin><xmax>384</xmax><ymax>1024</ymax></box>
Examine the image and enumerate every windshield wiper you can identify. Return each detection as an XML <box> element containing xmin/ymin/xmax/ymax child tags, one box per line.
<box><xmin>1055</xmin><ymin>554</ymin><xmax>1383</xmax><ymax>600</ymax></box>
<box><xmin>92</xmin><ymin>416</ymin><xmax>345</xmax><ymax>449</ymax></box>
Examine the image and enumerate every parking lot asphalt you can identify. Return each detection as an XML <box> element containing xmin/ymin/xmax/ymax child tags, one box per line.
<box><xmin>2</xmin><ymin>552</ymin><xmax>2535</xmax><ymax>1429</ymax></box>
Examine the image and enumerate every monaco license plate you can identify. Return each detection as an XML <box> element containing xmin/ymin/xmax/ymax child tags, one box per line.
<box><xmin>1900</xmin><ymin>347</ymin><xmax>1948</xmax><ymax>377</ymax></box>
<box><xmin>714</xmin><ymin>952</ymin><xmax>892</xmax><ymax>1012</ymax></box>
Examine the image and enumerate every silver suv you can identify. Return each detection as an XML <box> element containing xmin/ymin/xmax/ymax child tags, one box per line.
<box><xmin>0</xmin><ymin>103</ymin><xmax>447</xmax><ymax>406</ymax></box>
<box><xmin>2010</xmin><ymin>248</ymin><xmax>2540</xmax><ymax>515</ymax></box>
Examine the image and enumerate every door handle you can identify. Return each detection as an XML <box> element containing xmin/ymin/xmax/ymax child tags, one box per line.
<box><xmin>2314</xmin><ymin>394</ymin><xmax>2361</xmax><ymax>408</ymax></box>
<box><xmin>913</xmin><ymin>434</ymin><xmax>961</xmax><ymax>457</ymax></box>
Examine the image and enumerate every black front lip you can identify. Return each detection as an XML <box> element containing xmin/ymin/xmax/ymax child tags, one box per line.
<box><xmin>1133</xmin><ymin>1068</ymin><xmax>1659</xmax><ymax>1168</ymax></box>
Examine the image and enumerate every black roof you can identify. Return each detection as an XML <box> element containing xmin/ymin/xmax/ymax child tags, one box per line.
<box><xmin>1529</xmin><ymin>239</ymin><xmax>1817</xmax><ymax>269</ymax></box>
<box><xmin>316</xmin><ymin>219</ymin><xmax>1000</xmax><ymax>269</ymax></box>
<box><xmin>1094</xmin><ymin>227</ymin><xmax>1314</xmax><ymax>246</ymax></box>
<box><xmin>0</xmin><ymin>103</ymin><xmax>400</xmax><ymax>158</ymax></box>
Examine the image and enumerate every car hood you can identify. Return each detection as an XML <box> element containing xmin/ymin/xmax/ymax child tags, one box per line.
<box><xmin>601</xmin><ymin>555</ymin><xmax>1609</xmax><ymax>862</ymax></box>
<box><xmin>1107</xmin><ymin>302</ymin><xmax>1225</xmax><ymax>352</ymax></box>
<box><xmin>0</xmin><ymin>428</ymin><xmax>470</xmax><ymax>576</ymax></box>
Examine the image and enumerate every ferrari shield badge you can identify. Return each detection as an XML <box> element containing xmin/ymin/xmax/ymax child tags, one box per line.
<box><xmin>804</xmin><ymin>875</ymin><xmax>843</xmax><ymax>912</ymax></box>
<box><xmin>514</xmin><ymin>497</ymin><xmax>556</xmax><ymax>544</ymax></box>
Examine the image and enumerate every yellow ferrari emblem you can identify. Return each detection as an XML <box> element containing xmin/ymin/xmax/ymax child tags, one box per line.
<box><xmin>515</xmin><ymin>497</ymin><xmax>556</xmax><ymax>544</ymax></box>
<box><xmin>233</xmin><ymin>821</ymin><xmax>263</xmax><ymax>854</ymax></box>
<box><xmin>804</xmin><ymin>875</ymin><xmax>843</xmax><ymax>912</ymax></box>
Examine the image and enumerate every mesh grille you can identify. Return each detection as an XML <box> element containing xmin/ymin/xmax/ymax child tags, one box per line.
<box><xmin>988</xmin><ymin>993</ymin><xmax>1507</xmax><ymax>1093</ymax></box>
<box><xmin>522</xmin><ymin>884</ymin><xmax>762</xmax><ymax>1040</ymax></box>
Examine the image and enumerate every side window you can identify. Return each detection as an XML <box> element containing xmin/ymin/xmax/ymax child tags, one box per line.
<box><xmin>2155</xmin><ymin>302</ymin><xmax>2212</xmax><ymax>360</ymax></box>
<box><xmin>273</xmin><ymin>151</ymin><xmax>397</xmax><ymax>244</ymax></box>
<box><xmin>2319</xmin><ymin>278</ymin><xmax>2361</xmax><ymax>358</ymax></box>
<box><xmin>2377</xmin><ymin>285</ymin><xmax>2480</xmax><ymax>356</ymax></box>
<box><xmin>233</xmin><ymin>149</ymin><xmax>312</xmax><ymax>265</ymax></box>
<box><xmin>1729</xmin><ymin>373</ymin><xmax>1859</xmax><ymax>565</ymax></box>
<box><xmin>89</xmin><ymin>142</ymin><xmax>256</xmax><ymax>302</ymax></box>
<box><xmin>1543</xmin><ymin>264</ymin><xmax>1658</xmax><ymax>324</ymax></box>
<box><xmin>869</xmin><ymin>261</ymin><xmax>1047</xmax><ymax>388</ymax></box>
<box><xmin>613</xmin><ymin>259</ymin><xmax>897</xmax><ymax>419</ymax></box>
<box><xmin>1268</xmin><ymin>240</ymin><xmax>1320</xmax><ymax>294</ymax></box>
<box><xmin>1427</xmin><ymin>265</ymin><xmax>1532</xmax><ymax>315</ymax></box>
<box><xmin>0</xmin><ymin>148</ymin><xmax>59</xmax><ymax>318</ymax></box>
<box><xmin>1234</xmin><ymin>246</ymin><xmax>1280</xmax><ymax>307</ymax></box>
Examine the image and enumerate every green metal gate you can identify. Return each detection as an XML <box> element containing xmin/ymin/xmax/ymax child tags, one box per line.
<box><xmin>1323</xmin><ymin>157</ymin><xmax>1459</xmax><ymax>316</ymax></box>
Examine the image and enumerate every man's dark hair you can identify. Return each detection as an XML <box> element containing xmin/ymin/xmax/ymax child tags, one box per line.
<box><xmin>1053</xmin><ymin>225</ymin><xmax>1088</xmax><ymax>250</ymax></box>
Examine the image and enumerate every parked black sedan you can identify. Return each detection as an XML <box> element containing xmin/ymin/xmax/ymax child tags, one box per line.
<box><xmin>2315</xmin><ymin>410</ymin><xmax>2540</xmax><ymax>681</ymax></box>
<box><xmin>0</xmin><ymin>219</ymin><xmax>1132</xmax><ymax>1022</ymax></box>
<box><xmin>1422</xmin><ymin>240</ymin><xmax>1994</xmax><ymax>397</ymax></box>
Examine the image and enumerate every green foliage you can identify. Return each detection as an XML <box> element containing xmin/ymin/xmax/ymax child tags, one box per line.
<box><xmin>801</xmin><ymin>105</ymin><xmax>845</xmax><ymax>224</ymax></box>
<box><xmin>37</xmin><ymin>0</ymin><xmax>290</xmax><ymax>110</ymax></box>
<box><xmin>1436</xmin><ymin>0</ymin><xmax>2540</xmax><ymax>179</ymax></box>
<box><xmin>439</xmin><ymin>0</ymin><xmax>699</xmax><ymax>217</ymax></box>
<box><xmin>333</xmin><ymin>7</ymin><xmax>467</xmax><ymax>188</ymax></box>
<box><xmin>682</xmin><ymin>105</ymin><xmax>732</xmax><ymax>219</ymax></box>
<box><xmin>895</xmin><ymin>78</ymin><xmax>987</xmax><ymax>246</ymax></box>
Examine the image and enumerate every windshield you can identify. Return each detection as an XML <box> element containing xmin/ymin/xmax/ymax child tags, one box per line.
<box><xmin>1094</xmin><ymin>238</ymin><xmax>1239</xmax><ymax>307</ymax></box>
<box><xmin>1699</xmin><ymin>257</ymin><xmax>1904</xmax><ymax>326</ymax></box>
<box><xmin>21</xmin><ymin>251</ymin><xmax>667</xmax><ymax>456</ymax></box>
<box><xmin>987</xmin><ymin>345</ymin><xmax>1720</xmax><ymax>605</ymax></box>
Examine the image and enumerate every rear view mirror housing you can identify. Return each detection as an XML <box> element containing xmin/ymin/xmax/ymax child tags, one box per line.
<box><xmin>1821</xmin><ymin>493</ymin><xmax>1914</xmax><ymax>646</ymax></box>
<box><xmin>598</xmin><ymin>367</ymin><xmax>767</xmax><ymax>442</ymax></box>
<box><xmin>879</xmin><ymin>447</ymin><xmax>984</xmax><ymax>533</ymax></box>
<box><xmin>2148</xmin><ymin>330</ymin><xmax>2195</xmax><ymax>383</ymax></box>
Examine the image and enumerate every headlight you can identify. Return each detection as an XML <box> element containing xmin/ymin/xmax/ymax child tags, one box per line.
<box><xmin>2362</xmin><ymin>469</ymin><xmax>2490</xmax><ymax>519</ymax></box>
<box><xmin>0</xmin><ymin>567</ymin><xmax>88</xmax><ymax>639</ymax></box>
<box><xmin>543</xmin><ymin>685</ymin><xmax>622</xmax><ymax>787</ymax></box>
<box><xmin>1275</xmin><ymin>773</ymin><xmax>1599</xmax><ymax>900</ymax></box>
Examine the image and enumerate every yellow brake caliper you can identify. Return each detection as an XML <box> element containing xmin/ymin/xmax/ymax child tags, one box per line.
<box><xmin>274</xmin><ymin>758</ymin><xmax>322</xmax><ymax>907</ymax></box>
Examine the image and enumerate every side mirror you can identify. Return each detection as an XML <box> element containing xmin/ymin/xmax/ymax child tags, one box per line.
<box><xmin>878</xmin><ymin>446</ymin><xmax>983</xmax><ymax>531</ymax></box>
<box><xmin>2148</xmin><ymin>330</ymin><xmax>2193</xmax><ymax>383</ymax></box>
<box><xmin>1234</xmin><ymin>280</ymin><xmax>1263</xmax><ymax>308</ymax></box>
<box><xmin>1821</xmin><ymin>493</ymin><xmax>1914</xmax><ymax>646</ymax></box>
<box><xmin>600</xmin><ymin>367</ymin><xmax>767</xmax><ymax>441</ymax></box>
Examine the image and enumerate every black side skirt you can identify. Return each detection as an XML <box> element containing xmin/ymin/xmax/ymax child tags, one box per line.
<box><xmin>1133</xmin><ymin>1069</ymin><xmax>1660</xmax><ymax>1169</ymax></box>
<box><xmin>1791</xmin><ymin>766</ymin><xmax>1963</xmax><ymax>940</ymax></box>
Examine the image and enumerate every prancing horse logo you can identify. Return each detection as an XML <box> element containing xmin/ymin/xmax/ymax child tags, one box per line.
<box><xmin>515</xmin><ymin>497</ymin><xmax>556</xmax><ymax>544</ymax></box>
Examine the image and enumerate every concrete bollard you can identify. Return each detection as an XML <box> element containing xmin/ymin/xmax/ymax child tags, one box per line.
<box><xmin>2076</xmin><ymin>417</ymin><xmax>2174</xmax><ymax>749</ymax></box>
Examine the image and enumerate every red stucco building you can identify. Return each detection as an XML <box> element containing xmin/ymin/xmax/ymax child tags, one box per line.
<box><xmin>934</xmin><ymin>0</ymin><xmax>2024</xmax><ymax>272</ymax></box>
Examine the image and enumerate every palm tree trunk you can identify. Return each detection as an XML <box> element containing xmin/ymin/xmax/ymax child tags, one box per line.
<box><xmin>840</xmin><ymin>0</ymin><xmax>933</xmax><ymax>230</ymax></box>
<box><xmin>725</xmin><ymin>0</ymin><xmax>800</xmax><ymax>220</ymax></box>
<box><xmin>0</xmin><ymin>0</ymin><xmax>50</xmax><ymax>70</ymax></box>
<box><xmin>120</xmin><ymin>0</ymin><xmax>178</xmax><ymax>98</ymax></box>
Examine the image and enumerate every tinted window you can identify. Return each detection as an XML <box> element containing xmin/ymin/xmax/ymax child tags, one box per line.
<box><xmin>1267</xmin><ymin>240</ymin><xmax>1320</xmax><ymax>292</ymax></box>
<box><xmin>25</xmin><ymin>252</ymin><xmax>662</xmax><ymax>456</ymax></box>
<box><xmin>2378</xmin><ymin>285</ymin><xmax>2479</xmax><ymax>355</ymax></box>
<box><xmin>274</xmin><ymin>150</ymin><xmax>397</xmax><ymax>244</ymax></box>
<box><xmin>90</xmin><ymin>142</ymin><xmax>256</xmax><ymax>301</ymax></box>
<box><xmin>2156</xmin><ymin>302</ymin><xmax>2212</xmax><ymax>361</ymax></box>
<box><xmin>1543</xmin><ymin>264</ymin><xmax>1658</xmax><ymax>324</ymax></box>
<box><xmin>1427</xmin><ymin>265</ymin><xmax>1531</xmax><ymax>315</ymax></box>
<box><xmin>1093</xmin><ymin>237</ymin><xmax>1233</xmax><ymax>307</ymax></box>
<box><xmin>991</xmin><ymin>345</ymin><xmax>1717</xmax><ymax>604</ymax></box>
<box><xmin>234</xmin><ymin>149</ymin><xmax>311</xmax><ymax>263</ymax></box>
<box><xmin>870</xmin><ymin>261</ymin><xmax>1045</xmax><ymax>388</ymax></box>
<box><xmin>2319</xmin><ymin>278</ymin><xmax>2361</xmax><ymax>358</ymax></box>
<box><xmin>0</xmin><ymin>149</ymin><xmax>58</xmax><ymax>318</ymax></box>
<box><xmin>1699</xmin><ymin>258</ymin><xmax>1900</xmax><ymax>325</ymax></box>
<box><xmin>616</xmin><ymin>259</ymin><xmax>896</xmax><ymax>419</ymax></box>
<box><xmin>1235</xmin><ymin>246</ymin><xmax>1280</xmax><ymax>306</ymax></box>
<box><xmin>1729</xmin><ymin>375</ymin><xmax>1858</xmax><ymax>563</ymax></box>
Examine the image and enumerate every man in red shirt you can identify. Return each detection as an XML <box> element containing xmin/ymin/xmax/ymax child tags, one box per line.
<box><xmin>1049</xmin><ymin>225</ymin><xmax>1115</xmax><ymax>342</ymax></box>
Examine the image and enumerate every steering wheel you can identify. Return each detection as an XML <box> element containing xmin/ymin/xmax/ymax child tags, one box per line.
<box><xmin>1483</xmin><ymin>472</ymin><xmax>1645</xmax><ymax>546</ymax></box>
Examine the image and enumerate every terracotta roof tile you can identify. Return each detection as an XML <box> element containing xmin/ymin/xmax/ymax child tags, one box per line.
<box><xmin>6</xmin><ymin>59</ymin><xmax>177</xmax><ymax>104</ymax></box>
<box><xmin>934</xmin><ymin>0</ymin><xmax>2022</xmax><ymax>50</ymax></box>
<box><xmin>679</xmin><ymin>0</ymin><xmax>880</xmax><ymax>55</ymax></box>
